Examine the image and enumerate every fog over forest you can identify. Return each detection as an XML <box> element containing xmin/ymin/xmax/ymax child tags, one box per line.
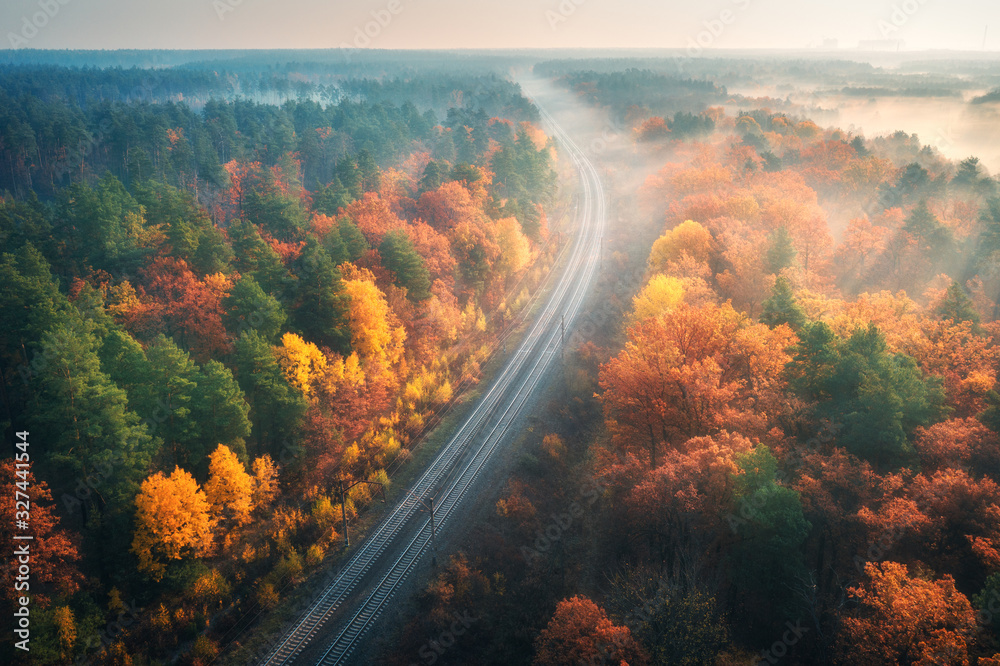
<box><xmin>3</xmin><ymin>31</ymin><xmax>1000</xmax><ymax>666</ymax></box>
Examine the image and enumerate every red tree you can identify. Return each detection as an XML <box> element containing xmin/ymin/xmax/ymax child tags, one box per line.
<box><xmin>132</xmin><ymin>257</ymin><xmax>232</xmax><ymax>358</ymax></box>
<box><xmin>837</xmin><ymin>562</ymin><xmax>975</xmax><ymax>666</ymax></box>
<box><xmin>534</xmin><ymin>595</ymin><xmax>647</xmax><ymax>666</ymax></box>
<box><xmin>0</xmin><ymin>460</ymin><xmax>82</xmax><ymax>607</ymax></box>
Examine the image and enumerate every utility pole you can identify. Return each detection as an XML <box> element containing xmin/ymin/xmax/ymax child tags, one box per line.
<box><xmin>340</xmin><ymin>481</ymin><xmax>348</xmax><ymax>547</ymax></box>
<box><xmin>338</xmin><ymin>479</ymin><xmax>386</xmax><ymax>548</ymax></box>
<box><xmin>403</xmin><ymin>490</ymin><xmax>438</xmax><ymax>567</ymax></box>
<box><xmin>428</xmin><ymin>496</ymin><xmax>437</xmax><ymax>567</ymax></box>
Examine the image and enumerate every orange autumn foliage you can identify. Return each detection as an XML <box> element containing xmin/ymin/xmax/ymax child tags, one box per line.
<box><xmin>599</xmin><ymin>302</ymin><xmax>794</xmax><ymax>468</ymax></box>
<box><xmin>906</xmin><ymin>318</ymin><xmax>1000</xmax><ymax>416</ymax></box>
<box><xmin>533</xmin><ymin>595</ymin><xmax>647</xmax><ymax>666</ymax></box>
<box><xmin>342</xmin><ymin>192</ymin><xmax>406</xmax><ymax>245</ymax></box>
<box><xmin>404</xmin><ymin>220</ymin><xmax>457</xmax><ymax>284</ymax></box>
<box><xmin>129</xmin><ymin>257</ymin><xmax>233</xmax><ymax>359</ymax></box>
<box><xmin>837</xmin><ymin>562</ymin><xmax>975</xmax><ymax>666</ymax></box>
<box><xmin>0</xmin><ymin>461</ymin><xmax>81</xmax><ymax>606</ymax></box>
<box><xmin>859</xmin><ymin>468</ymin><xmax>1000</xmax><ymax>584</ymax></box>
<box><xmin>132</xmin><ymin>466</ymin><xmax>215</xmax><ymax>580</ymax></box>
<box><xmin>204</xmin><ymin>444</ymin><xmax>254</xmax><ymax>526</ymax></box>
<box><xmin>618</xmin><ymin>432</ymin><xmax>756</xmax><ymax>550</ymax></box>
<box><xmin>416</xmin><ymin>180</ymin><xmax>488</xmax><ymax>232</ymax></box>
<box><xmin>912</xmin><ymin>417</ymin><xmax>1000</xmax><ymax>475</ymax></box>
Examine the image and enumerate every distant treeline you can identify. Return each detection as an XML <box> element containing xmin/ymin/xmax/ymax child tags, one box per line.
<box><xmin>0</xmin><ymin>66</ymin><xmax>541</xmax><ymax>199</ymax></box>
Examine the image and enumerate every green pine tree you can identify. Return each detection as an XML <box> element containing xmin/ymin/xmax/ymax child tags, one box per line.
<box><xmin>765</xmin><ymin>226</ymin><xmax>797</xmax><ymax>274</ymax></box>
<box><xmin>289</xmin><ymin>238</ymin><xmax>350</xmax><ymax>353</ymax></box>
<box><xmin>233</xmin><ymin>330</ymin><xmax>307</xmax><ymax>457</ymax></box>
<box><xmin>936</xmin><ymin>281</ymin><xmax>980</xmax><ymax>326</ymax></box>
<box><xmin>760</xmin><ymin>276</ymin><xmax>807</xmax><ymax>330</ymax></box>
<box><xmin>222</xmin><ymin>274</ymin><xmax>287</xmax><ymax>343</ymax></box>
<box><xmin>30</xmin><ymin>319</ymin><xmax>158</xmax><ymax>506</ymax></box>
<box><xmin>379</xmin><ymin>229</ymin><xmax>432</xmax><ymax>301</ymax></box>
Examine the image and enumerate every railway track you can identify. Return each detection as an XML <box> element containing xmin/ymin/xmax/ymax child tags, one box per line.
<box><xmin>259</xmin><ymin>92</ymin><xmax>606</xmax><ymax>666</ymax></box>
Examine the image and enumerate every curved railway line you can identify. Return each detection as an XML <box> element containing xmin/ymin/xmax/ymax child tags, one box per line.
<box><xmin>258</xmin><ymin>93</ymin><xmax>607</xmax><ymax>666</ymax></box>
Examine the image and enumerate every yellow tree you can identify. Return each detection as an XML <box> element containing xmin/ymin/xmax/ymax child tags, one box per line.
<box><xmin>132</xmin><ymin>466</ymin><xmax>215</xmax><ymax>580</ymax></box>
<box><xmin>205</xmin><ymin>444</ymin><xmax>254</xmax><ymax>525</ymax></box>
<box><xmin>649</xmin><ymin>220</ymin><xmax>714</xmax><ymax>272</ymax></box>
<box><xmin>252</xmin><ymin>455</ymin><xmax>280</xmax><ymax>510</ymax></box>
<box><xmin>630</xmin><ymin>274</ymin><xmax>685</xmax><ymax>324</ymax></box>
<box><xmin>52</xmin><ymin>606</ymin><xmax>76</xmax><ymax>663</ymax></box>
<box><xmin>494</xmin><ymin>216</ymin><xmax>532</xmax><ymax>278</ymax></box>
<box><xmin>343</xmin><ymin>274</ymin><xmax>405</xmax><ymax>369</ymax></box>
<box><xmin>274</xmin><ymin>332</ymin><xmax>328</xmax><ymax>398</ymax></box>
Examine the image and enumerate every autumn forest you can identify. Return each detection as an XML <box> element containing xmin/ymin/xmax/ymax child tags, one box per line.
<box><xmin>4</xmin><ymin>49</ymin><xmax>1000</xmax><ymax>666</ymax></box>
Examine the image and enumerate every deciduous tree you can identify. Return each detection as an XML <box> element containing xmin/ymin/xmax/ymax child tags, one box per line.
<box><xmin>205</xmin><ymin>444</ymin><xmax>253</xmax><ymax>526</ymax></box>
<box><xmin>649</xmin><ymin>220</ymin><xmax>714</xmax><ymax>272</ymax></box>
<box><xmin>599</xmin><ymin>302</ymin><xmax>793</xmax><ymax>468</ymax></box>
<box><xmin>131</xmin><ymin>466</ymin><xmax>214</xmax><ymax>580</ymax></box>
<box><xmin>534</xmin><ymin>595</ymin><xmax>646</xmax><ymax>666</ymax></box>
<box><xmin>836</xmin><ymin>562</ymin><xmax>975</xmax><ymax>666</ymax></box>
<box><xmin>0</xmin><ymin>460</ymin><xmax>81</xmax><ymax>607</ymax></box>
<box><xmin>629</xmin><ymin>274</ymin><xmax>685</xmax><ymax>325</ymax></box>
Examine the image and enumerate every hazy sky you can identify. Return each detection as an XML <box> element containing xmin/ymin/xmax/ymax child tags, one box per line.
<box><xmin>3</xmin><ymin>0</ymin><xmax>1000</xmax><ymax>52</ymax></box>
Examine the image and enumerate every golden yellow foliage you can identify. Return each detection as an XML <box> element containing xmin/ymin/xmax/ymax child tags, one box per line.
<box><xmin>105</xmin><ymin>280</ymin><xmax>142</xmax><ymax>319</ymax></box>
<box><xmin>770</xmin><ymin>116</ymin><xmax>793</xmax><ymax>134</ymax></box>
<box><xmin>736</xmin><ymin>115</ymin><xmax>763</xmax><ymax>136</ymax></box>
<box><xmin>251</xmin><ymin>455</ymin><xmax>280</xmax><ymax>510</ymax></box>
<box><xmin>203</xmin><ymin>272</ymin><xmax>234</xmax><ymax>297</ymax></box>
<box><xmin>190</xmin><ymin>635</ymin><xmax>219</xmax><ymax>662</ymax></box>
<box><xmin>132</xmin><ymin>466</ymin><xmax>215</xmax><ymax>580</ymax></box>
<box><xmin>108</xmin><ymin>587</ymin><xmax>127</xmax><ymax>615</ymax></box>
<box><xmin>795</xmin><ymin>119</ymin><xmax>822</xmax><ymax>140</ymax></box>
<box><xmin>343</xmin><ymin>351</ymin><xmax>365</xmax><ymax>385</ymax></box>
<box><xmin>205</xmin><ymin>444</ymin><xmax>253</xmax><ymax>525</ymax></box>
<box><xmin>649</xmin><ymin>220</ymin><xmax>714</xmax><ymax>272</ymax></box>
<box><xmin>257</xmin><ymin>583</ymin><xmax>279</xmax><ymax>610</ymax></box>
<box><xmin>188</xmin><ymin>569</ymin><xmax>231</xmax><ymax>613</ymax></box>
<box><xmin>270</xmin><ymin>506</ymin><xmax>305</xmax><ymax>553</ymax></box>
<box><xmin>151</xmin><ymin>604</ymin><xmax>171</xmax><ymax>634</ymax></box>
<box><xmin>630</xmin><ymin>274</ymin><xmax>686</xmax><ymax>324</ymax></box>
<box><xmin>825</xmin><ymin>291</ymin><xmax>922</xmax><ymax>352</ymax></box>
<box><xmin>306</xmin><ymin>543</ymin><xmax>326</xmax><ymax>567</ymax></box>
<box><xmin>399</xmin><ymin>364</ymin><xmax>453</xmax><ymax>421</ymax></box>
<box><xmin>494</xmin><ymin>216</ymin><xmax>532</xmax><ymax>277</ymax></box>
<box><xmin>723</xmin><ymin>194</ymin><xmax>761</xmax><ymax>222</ymax></box>
<box><xmin>274</xmin><ymin>332</ymin><xmax>328</xmax><ymax>398</ymax></box>
<box><xmin>344</xmin><ymin>278</ymin><xmax>405</xmax><ymax>368</ymax></box>
<box><xmin>312</xmin><ymin>495</ymin><xmax>338</xmax><ymax>532</ymax></box>
<box><xmin>53</xmin><ymin>606</ymin><xmax>76</xmax><ymax>662</ymax></box>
